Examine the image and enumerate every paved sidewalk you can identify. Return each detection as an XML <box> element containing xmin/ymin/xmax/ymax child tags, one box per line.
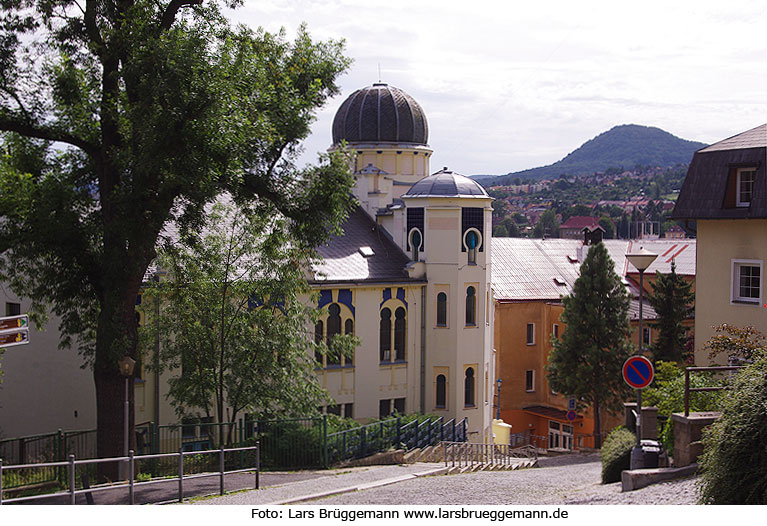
<box><xmin>189</xmin><ymin>463</ymin><xmax>448</xmax><ymax>505</ymax></box>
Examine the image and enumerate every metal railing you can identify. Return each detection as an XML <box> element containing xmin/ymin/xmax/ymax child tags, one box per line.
<box><xmin>0</xmin><ymin>443</ymin><xmax>259</xmax><ymax>505</ymax></box>
<box><xmin>442</xmin><ymin>442</ymin><xmax>538</xmax><ymax>469</ymax></box>
<box><xmin>684</xmin><ymin>366</ymin><xmax>744</xmax><ymax>416</ymax></box>
<box><xmin>326</xmin><ymin>416</ymin><xmax>468</xmax><ymax>464</ymax></box>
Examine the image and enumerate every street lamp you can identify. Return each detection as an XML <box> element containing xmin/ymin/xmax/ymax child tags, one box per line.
<box><xmin>118</xmin><ymin>355</ymin><xmax>136</xmax><ymax>477</ymax></box>
<box><xmin>626</xmin><ymin>246</ymin><xmax>657</xmax><ymax>469</ymax></box>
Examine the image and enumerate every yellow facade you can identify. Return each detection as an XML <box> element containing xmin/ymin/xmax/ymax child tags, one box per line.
<box><xmin>694</xmin><ymin>219</ymin><xmax>767</xmax><ymax>364</ymax></box>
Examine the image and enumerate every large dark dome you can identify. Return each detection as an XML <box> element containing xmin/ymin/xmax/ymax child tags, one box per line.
<box><xmin>332</xmin><ymin>83</ymin><xmax>429</xmax><ymax>146</ymax></box>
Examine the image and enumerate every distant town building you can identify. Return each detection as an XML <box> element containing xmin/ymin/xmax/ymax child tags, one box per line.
<box><xmin>559</xmin><ymin>216</ymin><xmax>604</xmax><ymax>240</ymax></box>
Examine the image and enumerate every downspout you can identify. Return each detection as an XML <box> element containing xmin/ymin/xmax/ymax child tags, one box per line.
<box><xmin>420</xmin><ymin>285</ymin><xmax>426</xmax><ymax>414</ymax></box>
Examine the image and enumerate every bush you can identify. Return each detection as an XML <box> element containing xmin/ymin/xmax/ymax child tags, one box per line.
<box><xmin>601</xmin><ymin>426</ymin><xmax>636</xmax><ymax>484</ymax></box>
<box><xmin>697</xmin><ymin>353</ymin><xmax>767</xmax><ymax>504</ymax></box>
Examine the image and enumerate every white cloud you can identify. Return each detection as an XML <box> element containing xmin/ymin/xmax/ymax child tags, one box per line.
<box><xmin>231</xmin><ymin>0</ymin><xmax>767</xmax><ymax>174</ymax></box>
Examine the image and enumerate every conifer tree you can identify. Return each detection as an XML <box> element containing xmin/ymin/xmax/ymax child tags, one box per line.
<box><xmin>546</xmin><ymin>242</ymin><xmax>633</xmax><ymax>448</ymax></box>
<box><xmin>647</xmin><ymin>260</ymin><xmax>694</xmax><ymax>363</ymax></box>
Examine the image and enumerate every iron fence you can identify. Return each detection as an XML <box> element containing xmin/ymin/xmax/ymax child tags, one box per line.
<box><xmin>0</xmin><ymin>444</ymin><xmax>259</xmax><ymax>505</ymax></box>
<box><xmin>684</xmin><ymin>366</ymin><xmax>744</xmax><ymax>416</ymax></box>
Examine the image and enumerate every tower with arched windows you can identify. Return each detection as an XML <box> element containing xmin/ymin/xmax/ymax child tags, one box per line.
<box><xmin>312</xmin><ymin>83</ymin><xmax>494</xmax><ymax>441</ymax></box>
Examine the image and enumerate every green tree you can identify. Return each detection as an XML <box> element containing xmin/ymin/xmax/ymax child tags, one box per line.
<box><xmin>546</xmin><ymin>242</ymin><xmax>633</xmax><ymax>448</ymax></box>
<box><xmin>698</xmin><ymin>352</ymin><xmax>767</xmax><ymax>504</ymax></box>
<box><xmin>140</xmin><ymin>203</ymin><xmax>357</xmax><ymax>443</ymax></box>
<box><xmin>646</xmin><ymin>260</ymin><xmax>694</xmax><ymax>363</ymax></box>
<box><xmin>0</xmin><ymin>1</ymin><xmax>352</xmax><ymax>478</ymax></box>
<box><xmin>533</xmin><ymin>209</ymin><xmax>559</xmax><ymax>238</ymax></box>
<box><xmin>598</xmin><ymin>215</ymin><xmax>615</xmax><ymax>239</ymax></box>
<box><xmin>703</xmin><ymin>324</ymin><xmax>767</xmax><ymax>364</ymax></box>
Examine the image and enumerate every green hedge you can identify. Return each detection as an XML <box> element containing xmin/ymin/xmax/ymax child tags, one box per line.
<box><xmin>698</xmin><ymin>353</ymin><xmax>767</xmax><ymax>504</ymax></box>
<box><xmin>601</xmin><ymin>426</ymin><xmax>635</xmax><ymax>484</ymax></box>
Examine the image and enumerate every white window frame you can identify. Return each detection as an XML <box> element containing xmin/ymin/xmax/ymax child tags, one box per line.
<box><xmin>736</xmin><ymin>168</ymin><xmax>756</xmax><ymax>208</ymax></box>
<box><xmin>731</xmin><ymin>259</ymin><xmax>763</xmax><ymax>305</ymax></box>
<box><xmin>526</xmin><ymin>322</ymin><xmax>535</xmax><ymax>345</ymax></box>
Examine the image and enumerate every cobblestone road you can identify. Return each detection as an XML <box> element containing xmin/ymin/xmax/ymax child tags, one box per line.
<box><xmin>310</xmin><ymin>454</ymin><xmax>700</xmax><ymax>505</ymax></box>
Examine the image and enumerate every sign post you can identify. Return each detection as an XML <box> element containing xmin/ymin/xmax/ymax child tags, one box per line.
<box><xmin>623</xmin><ymin>355</ymin><xmax>654</xmax><ymax>469</ymax></box>
<box><xmin>0</xmin><ymin>314</ymin><xmax>30</xmax><ymax>348</ymax></box>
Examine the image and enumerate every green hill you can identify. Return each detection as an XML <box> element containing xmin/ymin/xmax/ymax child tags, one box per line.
<box><xmin>476</xmin><ymin>124</ymin><xmax>706</xmax><ymax>186</ymax></box>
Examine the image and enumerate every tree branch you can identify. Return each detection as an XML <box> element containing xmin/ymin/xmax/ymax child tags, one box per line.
<box><xmin>160</xmin><ymin>0</ymin><xmax>203</xmax><ymax>30</ymax></box>
<box><xmin>0</xmin><ymin>113</ymin><xmax>100</xmax><ymax>158</ymax></box>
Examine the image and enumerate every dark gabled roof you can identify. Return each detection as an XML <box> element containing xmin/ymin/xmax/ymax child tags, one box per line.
<box><xmin>311</xmin><ymin>205</ymin><xmax>419</xmax><ymax>285</ymax></box>
<box><xmin>672</xmin><ymin>124</ymin><xmax>767</xmax><ymax>220</ymax></box>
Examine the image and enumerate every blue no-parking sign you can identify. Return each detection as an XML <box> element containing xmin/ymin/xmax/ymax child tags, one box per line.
<box><xmin>622</xmin><ymin>355</ymin><xmax>654</xmax><ymax>389</ymax></box>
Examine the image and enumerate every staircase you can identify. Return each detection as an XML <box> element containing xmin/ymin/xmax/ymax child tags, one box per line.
<box><xmin>405</xmin><ymin>442</ymin><xmax>538</xmax><ymax>474</ymax></box>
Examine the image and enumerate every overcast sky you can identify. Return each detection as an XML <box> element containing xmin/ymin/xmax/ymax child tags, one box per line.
<box><xmin>229</xmin><ymin>0</ymin><xmax>766</xmax><ymax>176</ymax></box>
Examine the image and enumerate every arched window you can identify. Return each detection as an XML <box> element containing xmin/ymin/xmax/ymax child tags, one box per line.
<box><xmin>394</xmin><ymin>307</ymin><xmax>406</xmax><ymax>361</ymax></box>
<box><xmin>465</xmin><ymin>229</ymin><xmax>479</xmax><ymax>264</ymax></box>
<box><xmin>344</xmin><ymin>319</ymin><xmax>354</xmax><ymax>366</ymax></box>
<box><xmin>436</xmin><ymin>374</ymin><xmax>447</xmax><ymax>408</ymax></box>
<box><xmin>326</xmin><ymin>304</ymin><xmax>342</xmax><ymax>365</ymax></box>
<box><xmin>465</xmin><ymin>286</ymin><xmax>476</xmax><ymax>326</ymax></box>
<box><xmin>409</xmin><ymin>228</ymin><xmax>423</xmax><ymax>261</ymax></box>
<box><xmin>436</xmin><ymin>292</ymin><xmax>447</xmax><ymax>327</ymax></box>
<box><xmin>380</xmin><ymin>307</ymin><xmax>392</xmax><ymax>362</ymax></box>
<box><xmin>464</xmin><ymin>367</ymin><xmax>475</xmax><ymax>407</ymax></box>
<box><xmin>314</xmin><ymin>320</ymin><xmax>324</xmax><ymax>364</ymax></box>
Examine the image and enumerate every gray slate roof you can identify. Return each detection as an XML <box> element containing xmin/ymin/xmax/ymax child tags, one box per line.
<box><xmin>332</xmin><ymin>83</ymin><xmax>429</xmax><ymax>146</ymax></box>
<box><xmin>311</xmin><ymin>205</ymin><xmax>419</xmax><ymax>285</ymax></box>
<box><xmin>403</xmin><ymin>169</ymin><xmax>490</xmax><ymax>198</ymax></box>
<box><xmin>492</xmin><ymin>238</ymin><xmax>696</xmax><ymax>301</ymax></box>
<box><xmin>672</xmin><ymin>124</ymin><xmax>767</xmax><ymax>220</ymax></box>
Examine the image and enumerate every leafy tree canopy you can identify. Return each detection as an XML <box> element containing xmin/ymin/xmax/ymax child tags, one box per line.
<box><xmin>0</xmin><ymin>0</ymin><xmax>354</xmax><ymax>475</ymax></box>
<box><xmin>546</xmin><ymin>242</ymin><xmax>633</xmax><ymax>447</ymax></box>
<box><xmin>703</xmin><ymin>324</ymin><xmax>767</xmax><ymax>364</ymax></box>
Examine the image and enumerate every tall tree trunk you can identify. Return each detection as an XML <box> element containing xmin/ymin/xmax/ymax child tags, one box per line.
<box><xmin>93</xmin><ymin>281</ymin><xmax>141</xmax><ymax>481</ymax></box>
<box><xmin>593</xmin><ymin>397</ymin><xmax>602</xmax><ymax>449</ymax></box>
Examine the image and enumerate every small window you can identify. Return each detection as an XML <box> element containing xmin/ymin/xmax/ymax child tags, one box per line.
<box><xmin>5</xmin><ymin>302</ymin><xmax>21</xmax><ymax>316</ymax></box>
<box><xmin>642</xmin><ymin>327</ymin><xmax>651</xmax><ymax>347</ymax></box>
<box><xmin>394</xmin><ymin>307</ymin><xmax>406</xmax><ymax>361</ymax></box>
<box><xmin>732</xmin><ymin>260</ymin><xmax>763</xmax><ymax>304</ymax></box>
<box><xmin>327</xmin><ymin>404</ymin><xmax>341</xmax><ymax>416</ymax></box>
<box><xmin>436</xmin><ymin>292</ymin><xmax>447</xmax><ymax>326</ymax></box>
<box><xmin>525</xmin><ymin>370</ymin><xmax>535</xmax><ymax>392</ymax></box>
<box><xmin>393</xmin><ymin>398</ymin><xmax>405</xmax><ymax>414</ymax></box>
<box><xmin>380</xmin><ymin>307</ymin><xmax>392</xmax><ymax>362</ymax></box>
<box><xmin>552</xmin><ymin>324</ymin><xmax>559</xmax><ymax>339</ymax></box>
<box><xmin>465</xmin><ymin>229</ymin><xmax>480</xmax><ymax>265</ymax></box>
<box><xmin>344</xmin><ymin>319</ymin><xmax>354</xmax><ymax>366</ymax></box>
<box><xmin>379</xmin><ymin>399</ymin><xmax>391</xmax><ymax>419</ymax></box>
<box><xmin>436</xmin><ymin>374</ymin><xmax>447</xmax><ymax>408</ymax></box>
<box><xmin>465</xmin><ymin>286</ymin><xmax>476</xmax><ymax>326</ymax></box>
<box><xmin>314</xmin><ymin>320</ymin><xmax>324</xmax><ymax>364</ymax></box>
<box><xmin>736</xmin><ymin>168</ymin><xmax>755</xmax><ymax>207</ymax></box>
<box><xmin>326</xmin><ymin>304</ymin><xmax>342</xmax><ymax>366</ymax></box>
<box><xmin>464</xmin><ymin>367</ymin><xmax>475</xmax><ymax>407</ymax></box>
<box><xmin>344</xmin><ymin>403</ymin><xmax>354</xmax><ymax>419</ymax></box>
<box><xmin>409</xmin><ymin>228</ymin><xmax>423</xmax><ymax>261</ymax></box>
<box><xmin>526</xmin><ymin>323</ymin><xmax>535</xmax><ymax>345</ymax></box>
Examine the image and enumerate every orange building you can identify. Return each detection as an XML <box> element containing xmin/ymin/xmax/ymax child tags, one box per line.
<box><xmin>492</xmin><ymin>237</ymin><xmax>695</xmax><ymax>450</ymax></box>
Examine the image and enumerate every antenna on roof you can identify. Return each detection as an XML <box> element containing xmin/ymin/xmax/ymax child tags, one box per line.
<box><xmin>378</xmin><ymin>62</ymin><xmax>382</xmax><ymax>83</ymax></box>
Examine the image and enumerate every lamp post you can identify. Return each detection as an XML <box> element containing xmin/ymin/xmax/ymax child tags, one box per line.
<box><xmin>626</xmin><ymin>247</ymin><xmax>657</xmax><ymax>469</ymax></box>
<box><xmin>118</xmin><ymin>355</ymin><xmax>136</xmax><ymax>479</ymax></box>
